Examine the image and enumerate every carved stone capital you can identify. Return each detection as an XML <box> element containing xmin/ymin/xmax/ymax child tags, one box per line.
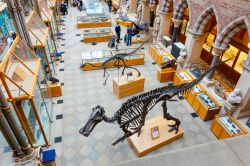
<box><xmin>211</xmin><ymin>43</ymin><xmax>229</xmax><ymax>56</ymax></box>
<box><xmin>172</xmin><ymin>18</ymin><xmax>182</xmax><ymax>28</ymax></box>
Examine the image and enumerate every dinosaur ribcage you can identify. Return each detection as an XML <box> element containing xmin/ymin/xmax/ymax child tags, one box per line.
<box><xmin>119</xmin><ymin>98</ymin><xmax>157</xmax><ymax>131</ymax></box>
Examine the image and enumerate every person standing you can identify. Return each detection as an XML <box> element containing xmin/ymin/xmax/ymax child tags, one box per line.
<box><xmin>108</xmin><ymin>0</ymin><xmax>112</xmax><ymax>13</ymax></box>
<box><xmin>115</xmin><ymin>23</ymin><xmax>121</xmax><ymax>43</ymax></box>
<box><xmin>126</xmin><ymin>25</ymin><xmax>133</xmax><ymax>46</ymax></box>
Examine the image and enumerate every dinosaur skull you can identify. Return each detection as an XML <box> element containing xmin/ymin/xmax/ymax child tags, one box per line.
<box><xmin>79</xmin><ymin>105</ymin><xmax>105</xmax><ymax>137</ymax></box>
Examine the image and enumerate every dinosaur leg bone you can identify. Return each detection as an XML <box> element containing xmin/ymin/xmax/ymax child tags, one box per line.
<box><xmin>121</xmin><ymin>59</ymin><xmax>141</xmax><ymax>77</ymax></box>
<box><xmin>161</xmin><ymin>101</ymin><xmax>181</xmax><ymax>134</ymax></box>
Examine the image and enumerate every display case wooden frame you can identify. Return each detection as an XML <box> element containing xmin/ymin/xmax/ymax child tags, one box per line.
<box><xmin>0</xmin><ymin>37</ymin><xmax>50</xmax><ymax>147</ymax></box>
<box><xmin>26</xmin><ymin>10</ymin><xmax>56</xmax><ymax>78</ymax></box>
<box><xmin>211</xmin><ymin>114</ymin><xmax>248</xmax><ymax>139</ymax></box>
<box><xmin>81</xmin><ymin>49</ymin><xmax>145</xmax><ymax>71</ymax></box>
<box><xmin>83</xmin><ymin>28</ymin><xmax>113</xmax><ymax>43</ymax></box>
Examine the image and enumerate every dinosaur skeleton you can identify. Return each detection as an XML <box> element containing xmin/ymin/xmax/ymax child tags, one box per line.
<box><xmin>79</xmin><ymin>59</ymin><xmax>230</xmax><ymax>145</ymax></box>
<box><xmin>80</xmin><ymin>42</ymin><xmax>145</xmax><ymax>85</ymax></box>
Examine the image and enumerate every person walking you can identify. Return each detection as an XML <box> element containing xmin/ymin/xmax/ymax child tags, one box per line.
<box><xmin>108</xmin><ymin>0</ymin><xmax>112</xmax><ymax>13</ymax></box>
<box><xmin>115</xmin><ymin>23</ymin><xmax>121</xmax><ymax>43</ymax></box>
<box><xmin>126</xmin><ymin>25</ymin><xmax>133</xmax><ymax>46</ymax></box>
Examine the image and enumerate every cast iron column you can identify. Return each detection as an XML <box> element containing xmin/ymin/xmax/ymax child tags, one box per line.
<box><xmin>172</xmin><ymin>18</ymin><xmax>182</xmax><ymax>43</ymax></box>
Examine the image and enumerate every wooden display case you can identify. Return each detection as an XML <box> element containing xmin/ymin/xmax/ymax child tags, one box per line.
<box><xmin>149</xmin><ymin>43</ymin><xmax>176</xmax><ymax>66</ymax></box>
<box><xmin>173</xmin><ymin>69</ymin><xmax>195</xmax><ymax>85</ymax></box>
<box><xmin>83</xmin><ymin>28</ymin><xmax>113</xmax><ymax>43</ymax></box>
<box><xmin>49</xmin><ymin>82</ymin><xmax>62</xmax><ymax>97</ymax></box>
<box><xmin>81</xmin><ymin>48</ymin><xmax>145</xmax><ymax>71</ymax></box>
<box><xmin>0</xmin><ymin>37</ymin><xmax>52</xmax><ymax>147</ymax></box>
<box><xmin>77</xmin><ymin>15</ymin><xmax>112</xmax><ymax>29</ymax></box>
<box><xmin>128</xmin><ymin>116</ymin><xmax>184</xmax><ymax>157</ymax></box>
<box><xmin>194</xmin><ymin>93</ymin><xmax>221</xmax><ymax>121</ymax></box>
<box><xmin>157</xmin><ymin>68</ymin><xmax>176</xmax><ymax>83</ymax></box>
<box><xmin>184</xmin><ymin>84</ymin><xmax>205</xmax><ymax>107</ymax></box>
<box><xmin>211</xmin><ymin>114</ymin><xmax>248</xmax><ymax>139</ymax></box>
<box><xmin>113</xmin><ymin>72</ymin><xmax>145</xmax><ymax>99</ymax></box>
<box><xmin>116</xmin><ymin>19</ymin><xmax>133</xmax><ymax>27</ymax></box>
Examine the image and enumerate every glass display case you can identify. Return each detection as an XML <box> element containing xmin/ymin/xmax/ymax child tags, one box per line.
<box><xmin>211</xmin><ymin>114</ymin><xmax>248</xmax><ymax>139</ymax></box>
<box><xmin>85</xmin><ymin>0</ymin><xmax>104</xmax><ymax>15</ymax></box>
<box><xmin>0</xmin><ymin>37</ymin><xmax>51</xmax><ymax>147</ymax></box>
<box><xmin>82</xmin><ymin>48</ymin><xmax>144</xmax><ymax>64</ymax></box>
<box><xmin>77</xmin><ymin>15</ymin><xmax>111</xmax><ymax>26</ymax></box>
<box><xmin>83</xmin><ymin>28</ymin><xmax>113</xmax><ymax>43</ymax></box>
<box><xmin>218</xmin><ymin>115</ymin><xmax>243</xmax><ymax>136</ymax></box>
<box><xmin>77</xmin><ymin>15</ymin><xmax>112</xmax><ymax>28</ymax></box>
<box><xmin>198</xmin><ymin>93</ymin><xmax>219</xmax><ymax>109</ymax></box>
<box><xmin>221</xmin><ymin>44</ymin><xmax>238</xmax><ymax>67</ymax></box>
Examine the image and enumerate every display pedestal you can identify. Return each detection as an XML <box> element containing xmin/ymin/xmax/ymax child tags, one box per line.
<box><xmin>128</xmin><ymin>116</ymin><xmax>184</xmax><ymax>157</ymax></box>
<box><xmin>49</xmin><ymin>83</ymin><xmax>62</xmax><ymax>97</ymax></box>
<box><xmin>157</xmin><ymin>68</ymin><xmax>176</xmax><ymax>83</ymax></box>
<box><xmin>113</xmin><ymin>72</ymin><xmax>145</xmax><ymax>99</ymax></box>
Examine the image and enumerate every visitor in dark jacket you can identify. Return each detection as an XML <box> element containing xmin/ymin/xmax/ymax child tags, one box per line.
<box><xmin>126</xmin><ymin>25</ymin><xmax>133</xmax><ymax>46</ymax></box>
<box><xmin>115</xmin><ymin>23</ymin><xmax>121</xmax><ymax>43</ymax></box>
<box><xmin>108</xmin><ymin>0</ymin><xmax>112</xmax><ymax>13</ymax></box>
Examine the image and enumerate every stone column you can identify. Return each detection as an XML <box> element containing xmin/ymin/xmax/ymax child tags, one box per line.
<box><xmin>129</xmin><ymin>0</ymin><xmax>138</xmax><ymax>13</ymax></box>
<box><xmin>172</xmin><ymin>18</ymin><xmax>182</xmax><ymax>43</ymax></box>
<box><xmin>149</xmin><ymin>4</ymin><xmax>157</xmax><ymax>27</ymax></box>
<box><xmin>206</xmin><ymin>45</ymin><xmax>227</xmax><ymax>80</ymax></box>
<box><xmin>232</xmin><ymin>63</ymin><xmax>250</xmax><ymax>118</ymax></box>
<box><xmin>141</xmin><ymin>0</ymin><xmax>150</xmax><ymax>23</ymax></box>
<box><xmin>182</xmin><ymin>30</ymin><xmax>209</xmax><ymax>68</ymax></box>
<box><xmin>158</xmin><ymin>11</ymin><xmax>173</xmax><ymax>39</ymax></box>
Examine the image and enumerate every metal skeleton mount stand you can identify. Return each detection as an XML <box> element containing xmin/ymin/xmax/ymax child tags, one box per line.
<box><xmin>79</xmin><ymin>59</ymin><xmax>226</xmax><ymax>145</ymax></box>
<box><xmin>80</xmin><ymin>42</ymin><xmax>144</xmax><ymax>86</ymax></box>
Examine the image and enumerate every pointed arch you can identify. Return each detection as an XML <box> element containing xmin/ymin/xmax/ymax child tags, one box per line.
<box><xmin>173</xmin><ymin>0</ymin><xmax>188</xmax><ymax>20</ymax></box>
<box><xmin>215</xmin><ymin>17</ymin><xmax>250</xmax><ymax>49</ymax></box>
<box><xmin>193</xmin><ymin>6</ymin><xmax>218</xmax><ymax>35</ymax></box>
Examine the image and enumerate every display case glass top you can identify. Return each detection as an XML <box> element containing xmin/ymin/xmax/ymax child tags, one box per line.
<box><xmin>218</xmin><ymin>115</ymin><xmax>243</xmax><ymax>136</ymax></box>
<box><xmin>0</xmin><ymin>37</ymin><xmax>41</xmax><ymax>100</ymax></box>
<box><xmin>83</xmin><ymin>28</ymin><xmax>112</xmax><ymax>38</ymax></box>
<box><xmin>77</xmin><ymin>15</ymin><xmax>111</xmax><ymax>23</ymax></box>
<box><xmin>26</xmin><ymin>11</ymin><xmax>49</xmax><ymax>47</ymax></box>
<box><xmin>198</xmin><ymin>93</ymin><xmax>219</xmax><ymax>109</ymax></box>
<box><xmin>178</xmin><ymin>70</ymin><xmax>193</xmax><ymax>81</ymax></box>
<box><xmin>82</xmin><ymin>48</ymin><xmax>144</xmax><ymax>64</ymax></box>
<box><xmin>38</xmin><ymin>0</ymin><xmax>53</xmax><ymax>22</ymax></box>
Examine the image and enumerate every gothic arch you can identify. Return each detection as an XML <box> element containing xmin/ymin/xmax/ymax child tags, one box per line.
<box><xmin>173</xmin><ymin>0</ymin><xmax>188</xmax><ymax>20</ymax></box>
<box><xmin>215</xmin><ymin>17</ymin><xmax>250</xmax><ymax>49</ymax></box>
<box><xmin>193</xmin><ymin>6</ymin><xmax>218</xmax><ymax>35</ymax></box>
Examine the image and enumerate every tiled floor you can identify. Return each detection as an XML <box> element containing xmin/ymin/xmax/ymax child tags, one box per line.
<box><xmin>60</xmin><ymin>4</ymin><xmax>217</xmax><ymax>166</ymax></box>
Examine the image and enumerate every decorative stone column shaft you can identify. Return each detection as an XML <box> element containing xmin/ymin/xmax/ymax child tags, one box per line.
<box><xmin>141</xmin><ymin>0</ymin><xmax>150</xmax><ymax>23</ymax></box>
<box><xmin>182</xmin><ymin>30</ymin><xmax>209</xmax><ymax>68</ymax></box>
<box><xmin>158</xmin><ymin>11</ymin><xmax>173</xmax><ymax>39</ymax></box>
<box><xmin>129</xmin><ymin>0</ymin><xmax>138</xmax><ymax>13</ymax></box>
<box><xmin>172</xmin><ymin>18</ymin><xmax>182</xmax><ymax>43</ymax></box>
<box><xmin>233</xmin><ymin>63</ymin><xmax>250</xmax><ymax>118</ymax></box>
<box><xmin>206</xmin><ymin>45</ymin><xmax>227</xmax><ymax>80</ymax></box>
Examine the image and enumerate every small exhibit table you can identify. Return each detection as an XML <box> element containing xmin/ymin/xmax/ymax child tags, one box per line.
<box><xmin>83</xmin><ymin>28</ymin><xmax>113</xmax><ymax>43</ymax></box>
<box><xmin>211</xmin><ymin>114</ymin><xmax>248</xmax><ymax>139</ymax></box>
<box><xmin>149</xmin><ymin>42</ymin><xmax>177</xmax><ymax>82</ymax></box>
<box><xmin>49</xmin><ymin>82</ymin><xmax>62</xmax><ymax>97</ymax></box>
<box><xmin>81</xmin><ymin>48</ymin><xmax>145</xmax><ymax>71</ymax></box>
<box><xmin>128</xmin><ymin>116</ymin><xmax>184</xmax><ymax>157</ymax></box>
<box><xmin>77</xmin><ymin>15</ymin><xmax>112</xmax><ymax>29</ymax></box>
<box><xmin>157</xmin><ymin>68</ymin><xmax>176</xmax><ymax>83</ymax></box>
<box><xmin>113</xmin><ymin>72</ymin><xmax>145</xmax><ymax>99</ymax></box>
